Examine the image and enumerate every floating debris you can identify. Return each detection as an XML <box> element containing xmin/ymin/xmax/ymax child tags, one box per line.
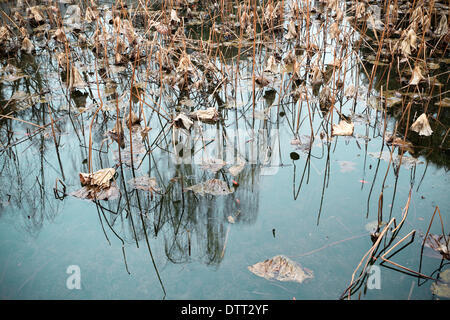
<box><xmin>410</xmin><ymin>113</ymin><xmax>433</xmax><ymax>136</ymax></box>
<box><xmin>200</xmin><ymin>158</ymin><xmax>227</xmax><ymax>173</ymax></box>
<box><xmin>71</xmin><ymin>181</ymin><xmax>120</xmax><ymax>201</ymax></box>
<box><xmin>332</xmin><ymin>120</ymin><xmax>354</xmax><ymax>136</ymax></box>
<box><xmin>185</xmin><ymin>179</ymin><xmax>234</xmax><ymax>196</ymax></box>
<box><xmin>431</xmin><ymin>269</ymin><xmax>450</xmax><ymax>298</ymax></box>
<box><xmin>423</xmin><ymin>234</ymin><xmax>450</xmax><ymax>261</ymax></box>
<box><xmin>368</xmin><ymin>151</ymin><xmax>424</xmax><ymax>169</ymax></box>
<box><xmin>228</xmin><ymin>157</ymin><xmax>246</xmax><ymax>177</ymax></box>
<box><xmin>174</xmin><ymin>113</ymin><xmax>194</xmax><ymax>130</ymax></box>
<box><xmin>79</xmin><ymin>168</ymin><xmax>116</xmax><ymax>189</ymax></box>
<box><xmin>189</xmin><ymin>107</ymin><xmax>219</xmax><ymax>122</ymax></box>
<box><xmin>127</xmin><ymin>176</ymin><xmax>160</xmax><ymax>192</ymax></box>
<box><xmin>248</xmin><ymin>255</ymin><xmax>314</xmax><ymax>284</ymax></box>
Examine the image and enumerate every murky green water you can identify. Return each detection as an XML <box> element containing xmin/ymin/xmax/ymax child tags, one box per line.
<box><xmin>0</xmin><ymin>0</ymin><xmax>449</xmax><ymax>300</ymax></box>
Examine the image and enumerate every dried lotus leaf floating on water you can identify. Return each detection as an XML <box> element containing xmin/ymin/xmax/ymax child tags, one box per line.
<box><xmin>79</xmin><ymin>168</ymin><xmax>116</xmax><ymax>189</ymax></box>
<box><xmin>200</xmin><ymin>158</ymin><xmax>227</xmax><ymax>173</ymax></box>
<box><xmin>435</xmin><ymin>97</ymin><xmax>450</xmax><ymax>108</ymax></box>
<box><xmin>184</xmin><ymin>179</ymin><xmax>234</xmax><ymax>196</ymax></box>
<box><xmin>331</xmin><ymin>120</ymin><xmax>354</xmax><ymax>136</ymax></box>
<box><xmin>423</xmin><ymin>234</ymin><xmax>450</xmax><ymax>260</ymax></box>
<box><xmin>127</xmin><ymin>176</ymin><xmax>160</xmax><ymax>192</ymax></box>
<box><xmin>410</xmin><ymin>113</ymin><xmax>433</xmax><ymax>136</ymax></box>
<box><xmin>71</xmin><ymin>182</ymin><xmax>120</xmax><ymax>201</ymax></box>
<box><xmin>431</xmin><ymin>269</ymin><xmax>450</xmax><ymax>298</ymax></box>
<box><xmin>228</xmin><ymin>157</ymin><xmax>246</xmax><ymax>177</ymax></box>
<box><xmin>248</xmin><ymin>255</ymin><xmax>314</xmax><ymax>284</ymax></box>
<box><xmin>174</xmin><ymin>113</ymin><xmax>193</xmax><ymax>130</ymax></box>
<box><xmin>368</xmin><ymin>151</ymin><xmax>423</xmax><ymax>169</ymax></box>
<box><xmin>408</xmin><ymin>65</ymin><xmax>425</xmax><ymax>86</ymax></box>
<box><xmin>73</xmin><ymin>168</ymin><xmax>119</xmax><ymax>201</ymax></box>
<box><xmin>189</xmin><ymin>107</ymin><xmax>219</xmax><ymax>122</ymax></box>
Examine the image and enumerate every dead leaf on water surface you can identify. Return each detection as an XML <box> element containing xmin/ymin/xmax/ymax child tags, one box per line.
<box><xmin>228</xmin><ymin>157</ymin><xmax>246</xmax><ymax>177</ymax></box>
<box><xmin>79</xmin><ymin>168</ymin><xmax>116</xmax><ymax>189</ymax></box>
<box><xmin>68</xmin><ymin>66</ymin><xmax>86</xmax><ymax>90</ymax></box>
<box><xmin>332</xmin><ymin>120</ymin><xmax>354</xmax><ymax>137</ymax></box>
<box><xmin>264</xmin><ymin>55</ymin><xmax>278</xmax><ymax>74</ymax></box>
<box><xmin>170</xmin><ymin>9</ymin><xmax>180</xmax><ymax>24</ymax></box>
<box><xmin>384</xmin><ymin>133</ymin><xmax>414</xmax><ymax>152</ymax></box>
<box><xmin>431</xmin><ymin>269</ymin><xmax>450</xmax><ymax>298</ymax></box>
<box><xmin>200</xmin><ymin>158</ymin><xmax>227</xmax><ymax>173</ymax></box>
<box><xmin>184</xmin><ymin>179</ymin><xmax>234</xmax><ymax>196</ymax></box>
<box><xmin>368</xmin><ymin>151</ymin><xmax>423</xmax><ymax>169</ymax></box>
<box><xmin>431</xmin><ymin>281</ymin><xmax>450</xmax><ymax>298</ymax></box>
<box><xmin>255</xmin><ymin>75</ymin><xmax>271</xmax><ymax>87</ymax></box>
<box><xmin>227</xmin><ymin>215</ymin><xmax>235</xmax><ymax>224</ymax></box>
<box><xmin>112</xmin><ymin>130</ymin><xmax>147</xmax><ymax>167</ymax></box>
<box><xmin>423</xmin><ymin>234</ymin><xmax>450</xmax><ymax>260</ymax></box>
<box><xmin>409</xmin><ymin>65</ymin><xmax>425</xmax><ymax>86</ymax></box>
<box><xmin>285</xmin><ymin>19</ymin><xmax>297</xmax><ymax>40</ymax></box>
<box><xmin>107</xmin><ymin>120</ymin><xmax>125</xmax><ymax>149</ymax></box>
<box><xmin>21</xmin><ymin>37</ymin><xmax>34</xmax><ymax>54</ymax></box>
<box><xmin>71</xmin><ymin>181</ymin><xmax>120</xmax><ymax>201</ymax></box>
<box><xmin>189</xmin><ymin>107</ymin><xmax>219</xmax><ymax>122</ymax></box>
<box><xmin>248</xmin><ymin>255</ymin><xmax>314</xmax><ymax>284</ymax></box>
<box><xmin>27</xmin><ymin>6</ymin><xmax>45</xmax><ymax>25</ymax></box>
<box><xmin>410</xmin><ymin>113</ymin><xmax>433</xmax><ymax>136</ymax></box>
<box><xmin>435</xmin><ymin>97</ymin><xmax>450</xmax><ymax>108</ymax></box>
<box><xmin>436</xmin><ymin>14</ymin><xmax>448</xmax><ymax>37</ymax></box>
<box><xmin>174</xmin><ymin>113</ymin><xmax>193</xmax><ymax>130</ymax></box>
<box><xmin>124</xmin><ymin>110</ymin><xmax>141</xmax><ymax>129</ymax></box>
<box><xmin>127</xmin><ymin>176</ymin><xmax>160</xmax><ymax>192</ymax></box>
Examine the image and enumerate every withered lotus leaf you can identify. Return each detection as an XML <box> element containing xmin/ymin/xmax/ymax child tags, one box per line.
<box><xmin>127</xmin><ymin>176</ymin><xmax>159</xmax><ymax>192</ymax></box>
<box><xmin>410</xmin><ymin>113</ymin><xmax>433</xmax><ymax>136</ymax></box>
<box><xmin>185</xmin><ymin>179</ymin><xmax>234</xmax><ymax>196</ymax></box>
<box><xmin>332</xmin><ymin>120</ymin><xmax>354</xmax><ymax>136</ymax></box>
<box><xmin>79</xmin><ymin>168</ymin><xmax>116</xmax><ymax>189</ymax></box>
<box><xmin>248</xmin><ymin>255</ymin><xmax>314</xmax><ymax>284</ymax></box>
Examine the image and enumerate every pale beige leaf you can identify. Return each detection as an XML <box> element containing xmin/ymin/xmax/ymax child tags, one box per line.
<box><xmin>285</xmin><ymin>19</ymin><xmax>297</xmax><ymax>40</ymax></box>
<box><xmin>332</xmin><ymin>120</ymin><xmax>354</xmax><ymax>136</ymax></box>
<box><xmin>128</xmin><ymin>176</ymin><xmax>159</xmax><ymax>192</ymax></box>
<box><xmin>71</xmin><ymin>181</ymin><xmax>120</xmax><ymax>201</ymax></box>
<box><xmin>185</xmin><ymin>179</ymin><xmax>234</xmax><ymax>196</ymax></box>
<box><xmin>410</xmin><ymin>113</ymin><xmax>432</xmax><ymax>136</ymax></box>
<box><xmin>79</xmin><ymin>168</ymin><xmax>116</xmax><ymax>189</ymax></box>
<box><xmin>228</xmin><ymin>157</ymin><xmax>246</xmax><ymax>176</ymax></box>
<box><xmin>69</xmin><ymin>66</ymin><xmax>86</xmax><ymax>89</ymax></box>
<box><xmin>21</xmin><ymin>37</ymin><xmax>34</xmax><ymax>54</ymax></box>
<box><xmin>190</xmin><ymin>107</ymin><xmax>219</xmax><ymax>122</ymax></box>
<box><xmin>174</xmin><ymin>113</ymin><xmax>194</xmax><ymax>130</ymax></box>
<box><xmin>200</xmin><ymin>158</ymin><xmax>227</xmax><ymax>173</ymax></box>
<box><xmin>409</xmin><ymin>65</ymin><xmax>425</xmax><ymax>85</ymax></box>
<box><xmin>264</xmin><ymin>55</ymin><xmax>278</xmax><ymax>73</ymax></box>
<box><xmin>431</xmin><ymin>282</ymin><xmax>450</xmax><ymax>298</ymax></box>
<box><xmin>248</xmin><ymin>255</ymin><xmax>314</xmax><ymax>284</ymax></box>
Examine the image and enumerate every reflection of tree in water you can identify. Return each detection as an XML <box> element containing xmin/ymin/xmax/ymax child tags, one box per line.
<box><xmin>107</xmin><ymin>136</ymin><xmax>263</xmax><ymax>267</ymax></box>
<box><xmin>0</xmin><ymin>114</ymin><xmax>64</xmax><ymax>237</ymax></box>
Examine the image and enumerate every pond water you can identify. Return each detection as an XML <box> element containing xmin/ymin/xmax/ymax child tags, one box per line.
<box><xmin>0</xmin><ymin>0</ymin><xmax>449</xmax><ymax>300</ymax></box>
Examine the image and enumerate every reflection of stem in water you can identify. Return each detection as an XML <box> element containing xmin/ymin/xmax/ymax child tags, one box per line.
<box><xmin>316</xmin><ymin>144</ymin><xmax>331</xmax><ymax>225</ymax></box>
<box><xmin>95</xmin><ymin>201</ymin><xmax>130</xmax><ymax>275</ymax></box>
<box><xmin>293</xmin><ymin>154</ymin><xmax>311</xmax><ymax>200</ymax></box>
<box><xmin>115</xmin><ymin>96</ymin><xmax>139</xmax><ymax>248</ymax></box>
<box><xmin>137</xmin><ymin>198</ymin><xmax>167</xmax><ymax>298</ymax></box>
